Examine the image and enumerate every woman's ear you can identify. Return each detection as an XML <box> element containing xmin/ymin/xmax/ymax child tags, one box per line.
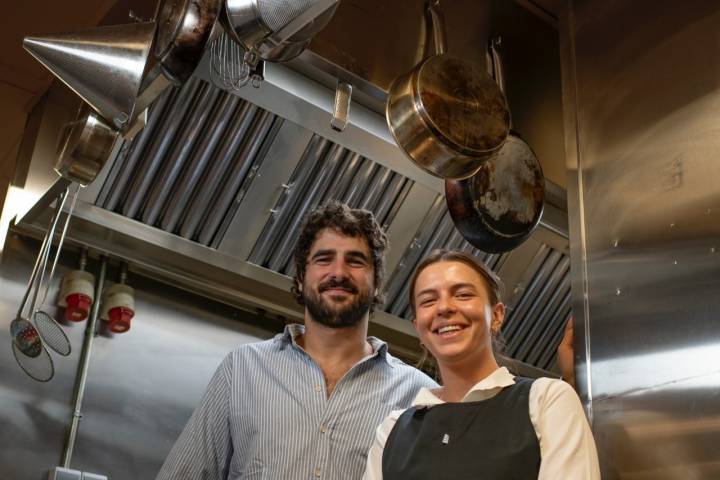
<box><xmin>491</xmin><ymin>302</ymin><xmax>506</xmax><ymax>335</ymax></box>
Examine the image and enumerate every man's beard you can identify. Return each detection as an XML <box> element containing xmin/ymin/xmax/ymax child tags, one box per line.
<box><xmin>303</xmin><ymin>278</ymin><xmax>372</xmax><ymax>328</ymax></box>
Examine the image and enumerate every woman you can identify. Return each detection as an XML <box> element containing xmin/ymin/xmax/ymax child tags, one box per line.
<box><xmin>363</xmin><ymin>250</ymin><xmax>600</xmax><ymax>479</ymax></box>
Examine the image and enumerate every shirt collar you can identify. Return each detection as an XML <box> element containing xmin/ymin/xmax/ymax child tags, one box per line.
<box><xmin>277</xmin><ymin>323</ymin><xmax>391</xmax><ymax>365</ymax></box>
<box><xmin>412</xmin><ymin>367</ymin><xmax>516</xmax><ymax>407</ymax></box>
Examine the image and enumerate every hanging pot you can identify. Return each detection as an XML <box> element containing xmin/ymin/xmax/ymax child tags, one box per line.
<box><xmin>55</xmin><ymin>103</ymin><xmax>120</xmax><ymax>187</ymax></box>
<box><xmin>445</xmin><ymin>37</ymin><xmax>545</xmax><ymax>253</ymax></box>
<box><xmin>386</xmin><ymin>0</ymin><xmax>510</xmax><ymax>180</ymax></box>
<box><xmin>154</xmin><ymin>0</ymin><xmax>222</xmax><ymax>84</ymax></box>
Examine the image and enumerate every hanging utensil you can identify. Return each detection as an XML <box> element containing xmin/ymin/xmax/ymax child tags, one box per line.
<box><xmin>154</xmin><ymin>0</ymin><xmax>222</xmax><ymax>84</ymax></box>
<box><xmin>386</xmin><ymin>0</ymin><xmax>510</xmax><ymax>180</ymax></box>
<box><xmin>23</xmin><ymin>22</ymin><xmax>164</xmax><ymax>133</ymax></box>
<box><xmin>55</xmin><ymin>103</ymin><xmax>120</xmax><ymax>186</ymax></box>
<box><xmin>33</xmin><ymin>184</ymin><xmax>82</xmax><ymax>357</ymax></box>
<box><xmin>11</xmin><ymin>341</ymin><xmax>55</xmax><ymax>383</ymax></box>
<box><xmin>223</xmin><ymin>0</ymin><xmax>340</xmax><ymax>74</ymax></box>
<box><xmin>10</xmin><ymin>190</ymin><xmax>68</xmax><ymax>357</ymax></box>
<box><xmin>445</xmin><ymin>36</ymin><xmax>545</xmax><ymax>253</ymax></box>
<box><xmin>209</xmin><ymin>32</ymin><xmax>251</xmax><ymax>90</ymax></box>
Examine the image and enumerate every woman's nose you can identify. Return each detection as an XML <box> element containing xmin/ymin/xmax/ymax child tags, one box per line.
<box><xmin>436</xmin><ymin>295</ymin><xmax>455</xmax><ymax>316</ymax></box>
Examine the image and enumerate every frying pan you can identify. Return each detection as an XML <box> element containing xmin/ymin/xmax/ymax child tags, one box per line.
<box><xmin>154</xmin><ymin>0</ymin><xmax>222</xmax><ymax>84</ymax></box>
<box><xmin>386</xmin><ymin>0</ymin><xmax>510</xmax><ymax>180</ymax></box>
<box><xmin>445</xmin><ymin>37</ymin><xmax>545</xmax><ymax>253</ymax></box>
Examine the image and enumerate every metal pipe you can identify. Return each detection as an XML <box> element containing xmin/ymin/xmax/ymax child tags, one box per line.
<box><xmin>62</xmin><ymin>254</ymin><xmax>107</xmax><ymax>468</ymax></box>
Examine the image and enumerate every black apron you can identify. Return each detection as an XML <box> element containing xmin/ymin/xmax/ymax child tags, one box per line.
<box><xmin>381</xmin><ymin>377</ymin><xmax>540</xmax><ymax>480</ymax></box>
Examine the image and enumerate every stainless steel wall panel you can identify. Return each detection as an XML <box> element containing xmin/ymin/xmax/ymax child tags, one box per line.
<box><xmin>160</xmin><ymin>93</ymin><xmax>242</xmax><ymax>233</ymax></box>
<box><xmin>561</xmin><ymin>1</ymin><xmax>720</xmax><ymax>477</ymax></box>
<box><xmin>0</xmin><ymin>236</ymin><xmax>271</xmax><ymax>480</ymax></box>
<box><xmin>141</xmin><ymin>85</ymin><xmax>223</xmax><ymax>226</ymax></box>
<box><xmin>122</xmin><ymin>77</ymin><xmax>203</xmax><ymax>219</ymax></box>
<box><xmin>178</xmin><ymin>102</ymin><xmax>260</xmax><ymax>239</ymax></box>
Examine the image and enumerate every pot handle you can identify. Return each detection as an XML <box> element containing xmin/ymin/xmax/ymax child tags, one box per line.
<box><xmin>489</xmin><ymin>36</ymin><xmax>513</xmax><ymax>127</ymax></box>
<box><xmin>424</xmin><ymin>0</ymin><xmax>447</xmax><ymax>57</ymax></box>
<box><xmin>488</xmin><ymin>36</ymin><xmax>506</xmax><ymax>94</ymax></box>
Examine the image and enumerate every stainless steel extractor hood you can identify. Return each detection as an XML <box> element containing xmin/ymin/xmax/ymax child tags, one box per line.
<box><xmin>11</xmin><ymin>0</ymin><xmax>569</xmax><ymax>374</ymax></box>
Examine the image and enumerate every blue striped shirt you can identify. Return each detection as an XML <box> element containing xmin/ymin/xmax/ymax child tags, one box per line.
<box><xmin>156</xmin><ymin>324</ymin><xmax>437</xmax><ymax>479</ymax></box>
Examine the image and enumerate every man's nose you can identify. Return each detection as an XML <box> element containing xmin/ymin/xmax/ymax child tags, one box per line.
<box><xmin>329</xmin><ymin>259</ymin><xmax>351</xmax><ymax>278</ymax></box>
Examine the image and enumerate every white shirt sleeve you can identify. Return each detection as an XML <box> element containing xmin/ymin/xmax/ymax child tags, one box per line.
<box><xmin>529</xmin><ymin>378</ymin><xmax>601</xmax><ymax>480</ymax></box>
<box><xmin>362</xmin><ymin>409</ymin><xmax>406</xmax><ymax>480</ymax></box>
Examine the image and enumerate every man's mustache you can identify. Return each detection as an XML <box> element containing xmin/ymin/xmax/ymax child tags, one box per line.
<box><xmin>319</xmin><ymin>278</ymin><xmax>358</xmax><ymax>294</ymax></box>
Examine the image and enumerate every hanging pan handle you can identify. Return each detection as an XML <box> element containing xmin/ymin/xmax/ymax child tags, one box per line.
<box><xmin>424</xmin><ymin>0</ymin><xmax>447</xmax><ymax>58</ymax></box>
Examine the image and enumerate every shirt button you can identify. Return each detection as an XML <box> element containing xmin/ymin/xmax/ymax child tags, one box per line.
<box><xmin>314</xmin><ymin>467</ymin><xmax>322</xmax><ymax>477</ymax></box>
<box><xmin>314</xmin><ymin>384</ymin><xmax>322</xmax><ymax>392</ymax></box>
<box><xmin>320</xmin><ymin>425</ymin><xmax>328</xmax><ymax>434</ymax></box>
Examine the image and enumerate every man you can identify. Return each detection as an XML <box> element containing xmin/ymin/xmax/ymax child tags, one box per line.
<box><xmin>156</xmin><ymin>201</ymin><xmax>436</xmax><ymax>479</ymax></box>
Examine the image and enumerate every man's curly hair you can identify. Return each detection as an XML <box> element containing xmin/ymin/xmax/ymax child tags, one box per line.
<box><xmin>291</xmin><ymin>201</ymin><xmax>389</xmax><ymax>313</ymax></box>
